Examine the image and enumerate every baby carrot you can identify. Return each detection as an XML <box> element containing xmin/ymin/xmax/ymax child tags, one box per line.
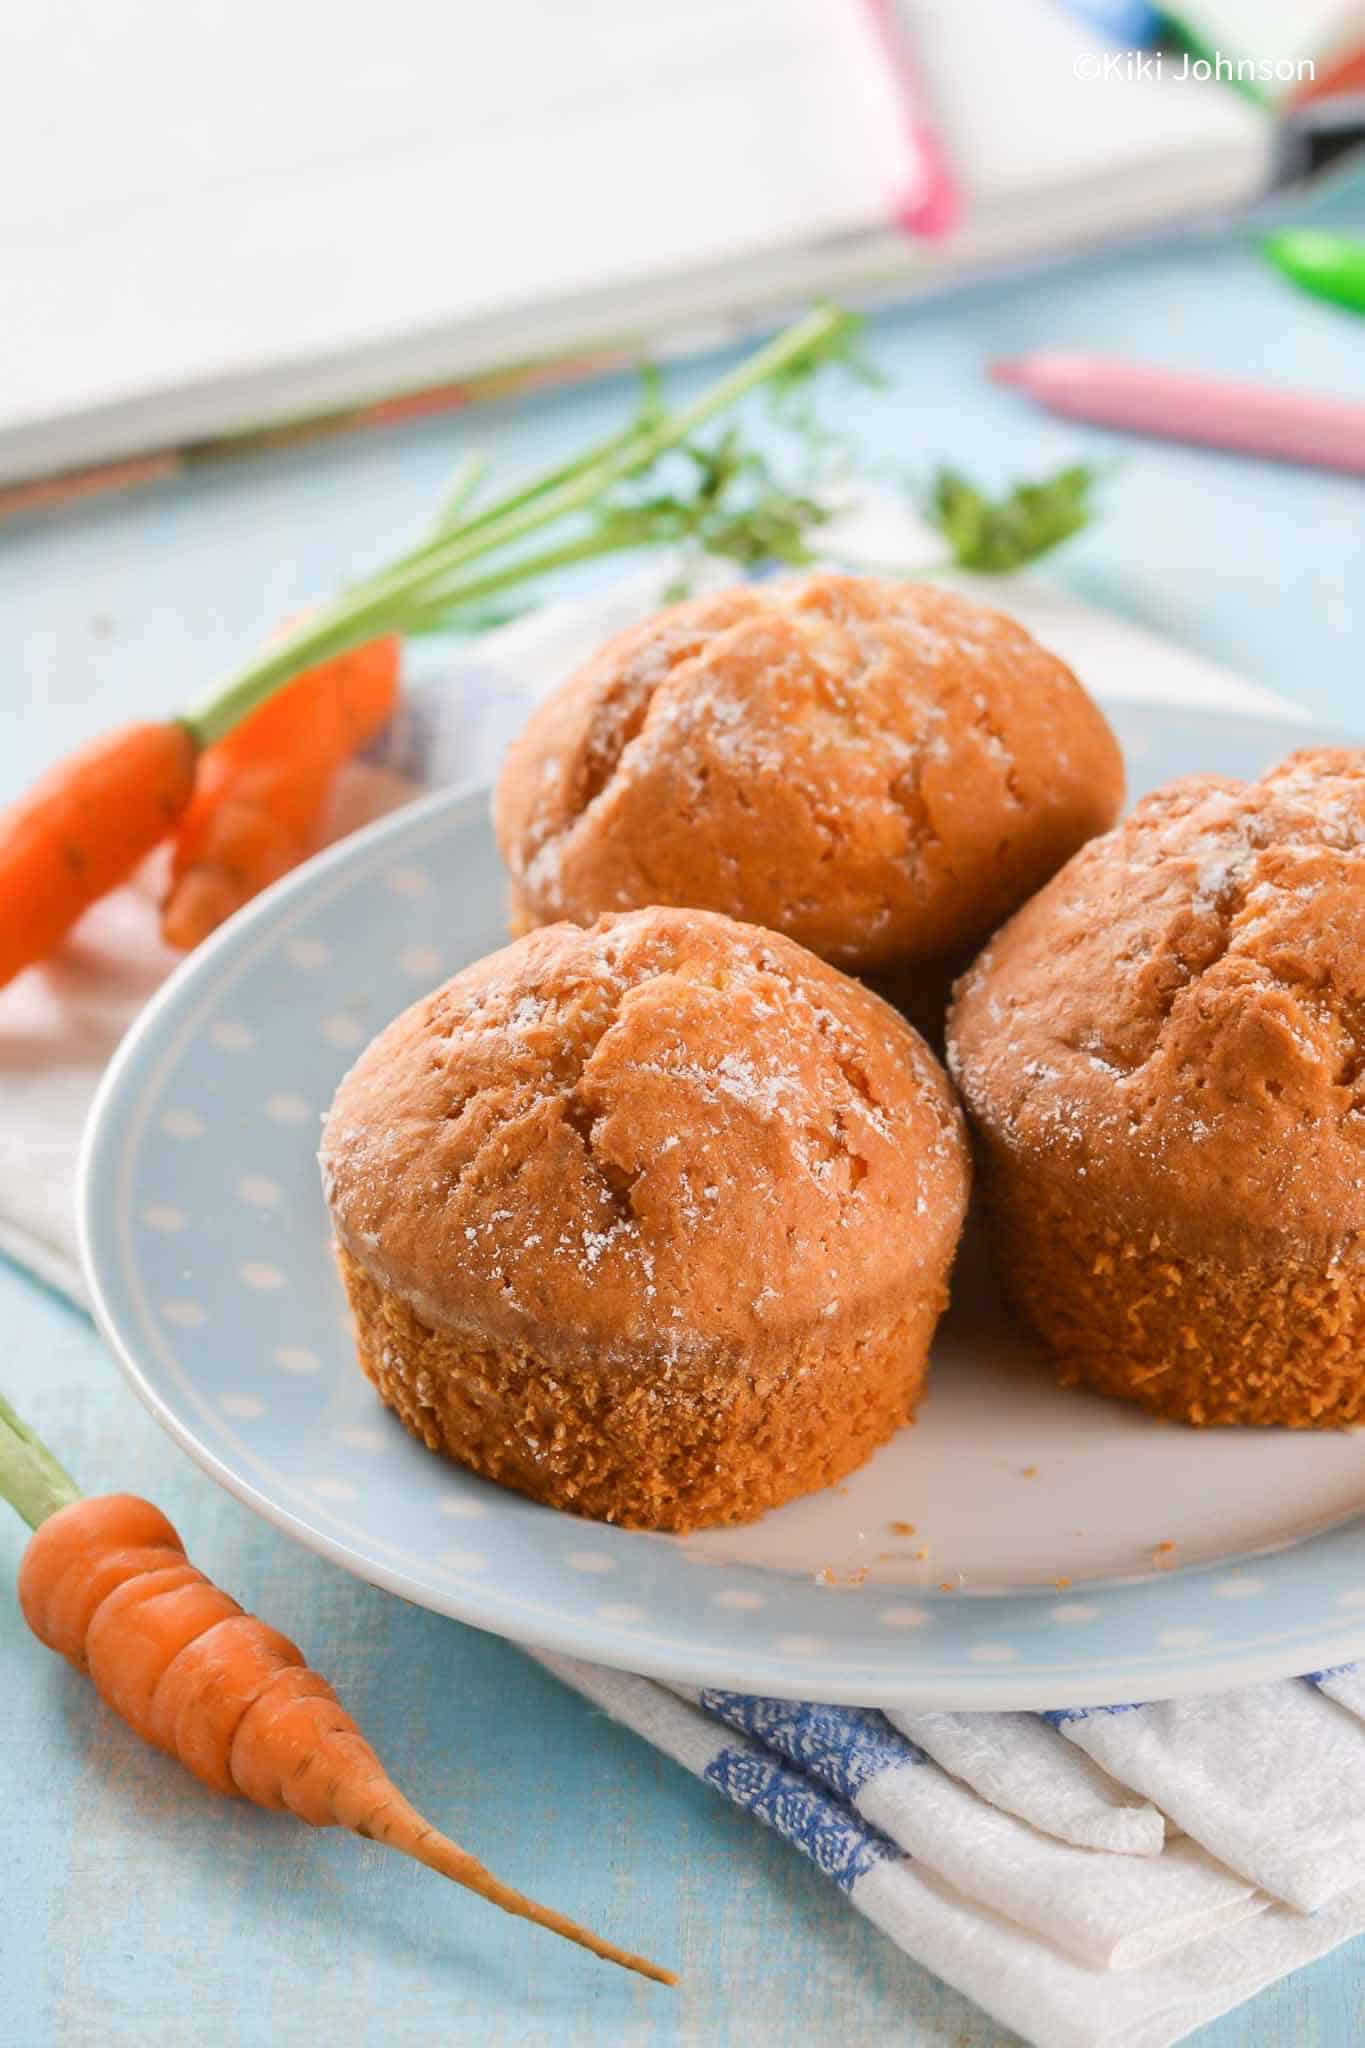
<box><xmin>0</xmin><ymin>721</ymin><xmax>197</xmax><ymax>989</ymax></box>
<box><xmin>0</xmin><ymin>638</ymin><xmax>399</xmax><ymax>986</ymax></box>
<box><xmin>1</xmin><ymin>310</ymin><xmax>858</xmax><ymax>987</ymax></box>
<box><xmin>0</xmin><ymin>1399</ymin><xmax>670</xmax><ymax>1985</ymax></box>
<box><xmin>160</xmin><ymin>637</ymin><xmax>400</xmax><ymax>950</ymax></box>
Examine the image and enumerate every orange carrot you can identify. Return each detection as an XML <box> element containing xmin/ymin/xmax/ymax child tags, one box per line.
<box><xmin>160</xmin><ymin>636</ymin><xmax>400</xmax><ymax>951</ymax></box>
<box><xmin>0</xmin><ymin>634</ymin><xmax>400</xmax><ymax>988</ymax></box>
<box><xmin>0</xmin><ymin>721</ymin><xmax>198</xmax><ymax>990</ymax></box>
<box><xmin>15</xmin><ymin>1487</ymin><xmax>672</xmax><ymax>1985</ymax></box>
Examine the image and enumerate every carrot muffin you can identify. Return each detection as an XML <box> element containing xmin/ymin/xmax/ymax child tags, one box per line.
<box><xmin>494</xmin><ymin>575</ymin><xmax>1124</xmax><ymax>978</ymax></box>
<box><xmin>949</xmin><ymin>748</ymin><xmax>1365</xmax><ymax>1428</ymax></box>
<box><xmin>321</xmin><ymin>906</ymin><xmax>969</xmax><ymax>1529</ymax></box>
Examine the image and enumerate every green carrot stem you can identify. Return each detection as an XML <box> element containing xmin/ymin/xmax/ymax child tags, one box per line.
<box><xmin>392</xmin><ymin>530</ymin><xmax>644</xmax><ymax>632</ymax></box>
<box><xmin>351</xmin><ymin>420</ymin><xmax>649</xmax><ymax>607</ymax></box>
<box><xmin>183</xmin><ymin>303</ymin><xmax>853</xmax><ymax>747</ymax></box>
<box><xmin>433</xmin><ymin>416</ymin><xmax>650</xmax><ymax>546</ymax></box>
<box><xmin>428</xmin><ymin>452</ymin><xmax>489</xmax><ymax>535</ymax></box>
<box><xmin>321</xmin><ymin>527</ymin><xmax>633</xmax><ymax>645</ymax></box>
<box><xmin>0</xmin><ymin>1392</ymin><xmax>82</xmax><ymax>1530</ymax></box>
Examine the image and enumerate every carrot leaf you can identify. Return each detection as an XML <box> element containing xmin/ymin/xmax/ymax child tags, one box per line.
<box><xmin>927</xmin><ymin>463</ymin><xmax>1101</xmax><ymax>572</ymax></box>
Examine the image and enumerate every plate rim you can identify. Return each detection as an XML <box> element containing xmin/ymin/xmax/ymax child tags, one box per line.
<box><xmin>77</xmin><ymin>704</ymin><xmax>1365</xmax><ymax>1707</ymax></box>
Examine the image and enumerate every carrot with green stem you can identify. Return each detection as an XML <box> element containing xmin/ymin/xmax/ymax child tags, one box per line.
<box><xmin>0</xmin><ymin>1392</ymin><xmax>673</xmax><ymax>1985</ymax></box>
<box><xmin>0</xmin><ymin>304</ymin><xmax>860</xmax><ymax>987</ymax></box>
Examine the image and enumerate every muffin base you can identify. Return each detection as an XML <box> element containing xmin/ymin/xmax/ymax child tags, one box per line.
<box><xmin>337</xmin><ymin>1246</ymin><xmax>943</xmax><ymax>1530</ymax></box>
<box><xmin>985</xmin><ymin>1162</ymin><xmax>1365</xmax><ymax>1427</ymax></box>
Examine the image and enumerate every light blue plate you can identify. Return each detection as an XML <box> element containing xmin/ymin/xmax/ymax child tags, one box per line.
<box><xmin>80</xmin><ymin>703</ymin><xmax>1365</xmax><ymax>1708</ymax></box>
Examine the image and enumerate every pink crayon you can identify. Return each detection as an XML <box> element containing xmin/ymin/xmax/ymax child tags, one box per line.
<box><xmin>992</xmin><ymin>352</ymin><xmax>1365</xmax><ymax>477</ymax></box>
<box><xmin>860</xmin><ymin>0</ymin><xmax>959</xmax><ymax>238</ymax></box>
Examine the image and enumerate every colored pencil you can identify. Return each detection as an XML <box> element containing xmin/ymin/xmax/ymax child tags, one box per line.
<box><xmin>992</xmin><ymin>351</ymin><xmax>1365</xmax><ymax>474</ymax></box>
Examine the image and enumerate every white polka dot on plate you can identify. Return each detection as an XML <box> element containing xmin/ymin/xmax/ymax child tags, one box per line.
<box><xmin>265</xmin><ymin>1092</ymin><xmax>311</xmax><ymax>1125</ymax></box>
<box><xmin>878</xmin><ymin>1605</ymin><xmax>932</xmax><ymax>1631</ymax></box>
<box><xmin>1212</xmin><ymin>1577</ymin><xmax>1265</xmax><ymax>1601</ymax></box>
<box><xmin>338</xmin><ymin>1423</ymin><xmax>389</xmax><ymax>1452</ymax></box>
<box><xmin>438</xmin><ymin>1549</ymin><xmax>486</xmax><ymax>1572</ymax></box>
<box><xmin>161</xmin><ymin>1299</ymin><xmax>207</xmax><ymax>1328</ymax></box>
<box><xmin>1339</xmin><ymin>1588</ymin><xmax>1365</xmax><ymax>1609</ymax></box>
<box><xmin>385</xmin><ymin>865</ymin><xmax>432</xmax><ymax>897</ymax></box>
<box><xmin>273</xmin><ymin>1344</ymin><xmax>321</xmax><ymax>1375</ymax></box>
<box><xmin>438</xmin><ymin>1496</ymin><xmax>487</xmax><ymax>1520</ymax></box>
<box><xmin>285</xmin><ymin>936</ymin><xmax>330</xmax><ymax>970</ymax></box>
<box><xmin>1157</xmin><ymin>1627</ymin><xmax>1209</xmax><ymax>1651</ymax></box>
<box><xmin>239</xmin><ymin>1261</ymin><xmax>285</xmax><ymax>1291</ymax></box>
<box><xmin>969</xmin><ymin>1643</ymin><xmax>1019</xmax><ymax>1664</ymax></box>
<box><xmin>594</xmin><ymin>1602</ymin><xmax>645</xmax><ymax>1625</ymax></box>
<box><xmin>311</xmin><ymin>1476</ymin><xmax>357</xmax><ymax>1502</ymax></box>
<box><xmin>218</xmin><ymin>1392</ymin><xmax>264</xmax><ymax>1419</ymax></box>
<box><xmin>712</xmin><ymin>1587</ymin><xmax>765</xmax><ymax>1611</ymax></box>
<box><xmin>160</xmin><ymin>1109</ymin><xmax>205</xmax><ymax>1141</ymax></box>
<box><xmin>236</xmin><ymin>1173</ymin><xmax>282</xmax><ymax>1209</ymax></box>
<box><xmin>565</xmin><ymin>1550</ymin><xmax>617</xmax><ymax>1575</ymax></box>
<box><xmin>775</xmin><ymin>1635</ymin><xmax>827</xmax><ymax>1659</ymax></box>
<box><xmin>141</xmin><ymin>1203</ymin><xmax>187</xmax><ymax>1234</ymax></box>
<box><xmin>322</xmin><ymin>1013</ymin><xmax>365</xmax><ymax>1048</ymax></box>
<box><xmin>399</xmin><ymin>944</ymin><xmax>442</xmax><ymax>978</ymax></box>
<box><xmin>1050</xmin><ymin>1602</ymin><xmax>1099</xmax><ymax>1624</ymax></box>
<box><xmin>210</xmin><ymin>1019</ymin><xmax>256</xmax><ymax>1053</ymax></box>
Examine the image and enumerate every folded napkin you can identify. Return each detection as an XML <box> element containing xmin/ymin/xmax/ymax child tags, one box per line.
<box><xmin>886</xmin><ymin>1706</ymin><xmax>1166</xmax><ymax>1855</ymax></box>
<box><xmin>4</xmin><ymin>507</ymin><xmax>1344</xmax><ymax>2048</ymax></box>
<box><xmin>537</xmin><ymin>1653</ymin><xmax>1365</xmax><ymax>2048</ymax></box>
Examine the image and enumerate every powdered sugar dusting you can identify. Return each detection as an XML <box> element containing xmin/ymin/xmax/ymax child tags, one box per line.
<box><xmin>952</xmin><ymin>749</ymin><xmax>1365</xmax><ymax>1208</ymax></box>
<box><xmin>323</xmin><ymin>907</ymin><xmax>969</xmax><ymax>1358</ymax></box>
<box><xmin>499</xmin><ymin>572</ymin><xmax>1107</xmax><ymax>966</ymax></box>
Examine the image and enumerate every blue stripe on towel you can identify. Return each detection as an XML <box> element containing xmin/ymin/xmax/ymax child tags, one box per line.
<box><xmin>699</xmin><ymin>1692</ymin><xmax>924</xmax><ymax>1801</ymax></box>
<box><xmin>1042</xmin><ymin>1702</ymin><xmax>1146</xmax><ymax>1727</ymax></box>
<box><xmin>702</xmin><ymin>1743</ymin><xmax>901</xmax><ymax>1893</ymax></box>
<box><xmin>1302</xmin><ymin>1664</ymin><xmax>1359</xmax><ymax>1687</ymax></box>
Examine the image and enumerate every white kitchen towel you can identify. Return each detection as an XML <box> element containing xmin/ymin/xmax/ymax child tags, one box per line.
<box><xmin>885</xmin><ymin>1705</ymin><xmax>1166</xmax><ymax>1855</ymax></box>
<box><xmin>678</xmin><ymin>1689</ymin><xmax>1251</xmax><ymax>1970</ymax></box>
<box><xmin>1047</xmin><ymin>1683</ymin><xmax>1365</xmax><ymax>1913</ymax></box>
<box><xmin>538</xmin><ymin>1652</ymin><xmax>1365</xmax><ymax>2048</ymax></box>
<box><xmin>1309</xmin><ymin>1663</ymin><xmax>1365</xmax><ymax>1723</ymax></box>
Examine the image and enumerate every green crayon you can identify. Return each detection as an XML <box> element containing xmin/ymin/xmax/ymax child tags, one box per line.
<box><xmin>1264</xmin><ymin>230</ymin><xmax>1365</xmax><ymax>317</ymax></box>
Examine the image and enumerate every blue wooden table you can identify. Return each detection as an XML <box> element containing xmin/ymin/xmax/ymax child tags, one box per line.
<box><xmin>5</xmin><ymin>180</ymin><xmax>1365</xmax><ymax>2046</ymax></box>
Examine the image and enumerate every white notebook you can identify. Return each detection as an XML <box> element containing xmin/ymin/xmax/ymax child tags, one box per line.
<box><xmin>1</xmin><ymin>0</ymin><xmax>1271</xmax><ymax>488</ymax></box>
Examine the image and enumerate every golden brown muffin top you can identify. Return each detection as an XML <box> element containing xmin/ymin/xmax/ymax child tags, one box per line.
<box><xmin>493</xmin><ymin>574</ymin><xmax>1124</xmax><ymax>971</ymax></box>
<box><xmin>322</xmin><ymin>907</ymin><xmax>968</xmax><ymax>1360</ymax></box>
<box><xmin>949</xmin><ymin>749</ymin><xmax>1365</xmax><ymax>1254</ymax></box>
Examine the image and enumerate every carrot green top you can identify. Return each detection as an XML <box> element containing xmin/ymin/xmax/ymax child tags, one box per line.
<box><xmin>0</xmin><ymin>1390</ymin><xmax>81</xmax><ymax>1529</ymax></box>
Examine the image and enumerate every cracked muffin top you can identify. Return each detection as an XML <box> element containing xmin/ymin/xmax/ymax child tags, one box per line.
<box><xmin>949</xmin><ymin>749</ymin><xmax>1365</xmax><ymax>1253</ymax></box>
<box><xmin>321</xmin><ymin>907</ymin><xmax>969</xmax><ymax>1359</ymax></box>
<box><xmin>493</xmin><ymin>574</ymin><xmax>1124</xmax><ymax>972</ymax></box>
